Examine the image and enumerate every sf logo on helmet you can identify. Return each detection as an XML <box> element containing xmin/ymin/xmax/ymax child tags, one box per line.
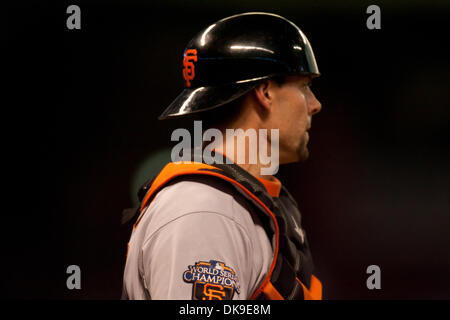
<box><xmin>183</xmin><ymin>49</ymin><xmax>197</xmax><ymax>87</ymax></box>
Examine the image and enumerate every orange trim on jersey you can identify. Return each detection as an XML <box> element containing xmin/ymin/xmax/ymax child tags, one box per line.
<box><xmin>261</xmin><ymin>281</ymin><xmax>284</xmax><ymax>300</ymax></box>
<box><xmin>256</xmin><ymin>176</ymin><xmax>281</xmax><ymax>197</ymax></box>
<box><xmin>298</xmin><ymin>275</ymin><xmax>322</xmax><ymax>300</ymax></box>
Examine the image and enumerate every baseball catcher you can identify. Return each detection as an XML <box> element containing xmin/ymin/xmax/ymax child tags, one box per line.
<box><xmin>122</xmin><ymin>12</ymin><xmax>323</xmax><ymax>300</ymax></box>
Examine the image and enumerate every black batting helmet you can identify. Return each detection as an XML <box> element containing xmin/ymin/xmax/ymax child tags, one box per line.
<box><xmin>159</xmin><ymin>12</ymin><xmax>320</xmax><ymax>120</ymax></box>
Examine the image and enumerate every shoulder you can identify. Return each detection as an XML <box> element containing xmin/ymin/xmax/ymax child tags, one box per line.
<box><xmin>136</xmin><ymin>177</ymin><xmax>256</xmax><ymax>239</ymax></box>
<box><xmin>155</xmin><ymin>178</ymin><xmax>238</xmax><ymax>217</ymax></box>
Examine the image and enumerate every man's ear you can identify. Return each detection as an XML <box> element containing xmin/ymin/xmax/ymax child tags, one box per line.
<box><xmin>253</xmin><ymin>80</ymin><xmax>275</xmax><ymax>112</ymax></box>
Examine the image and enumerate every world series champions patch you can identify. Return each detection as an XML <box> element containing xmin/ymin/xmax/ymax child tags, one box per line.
<box><xmin>183</xmin><ymin>260</ymin><xmax>240</xmax><ymax>300</ymax></box>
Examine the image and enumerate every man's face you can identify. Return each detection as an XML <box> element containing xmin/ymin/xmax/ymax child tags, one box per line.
<box><xmin>270</xmin><ymin>75</ymin><xmax>322</xmax><ymax>164</ymax></box>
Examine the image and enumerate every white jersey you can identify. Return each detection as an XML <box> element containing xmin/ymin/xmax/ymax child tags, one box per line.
<box><xmin>122</xmin><ymin>176</ymin><xmax>281</xmax><ymax>300</ymax></box>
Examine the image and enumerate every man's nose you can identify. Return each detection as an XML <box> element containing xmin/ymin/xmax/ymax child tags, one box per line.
<box><xmin>309</xmin><ymin>93</ymin><xmax>322</xmax><ymax>116</ymax></box>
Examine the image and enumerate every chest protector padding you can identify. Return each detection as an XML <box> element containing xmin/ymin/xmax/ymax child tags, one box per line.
<box><xmin>131</xmin><ymin>161</ymin><xmax>322</xmax><ymax>300</ymax></box>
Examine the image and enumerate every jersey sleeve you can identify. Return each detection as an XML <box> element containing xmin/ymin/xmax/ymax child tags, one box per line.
<box><xmin>141</xmin><ymin>211</ymin><xmax>254</xmax><ymax>300</ymax></box>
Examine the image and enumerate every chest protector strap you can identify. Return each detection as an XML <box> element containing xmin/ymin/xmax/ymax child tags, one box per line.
<box><xmin>133</xmin><ymin>161</ymin><xmax>322</xmax><ymax>300</ymax></box>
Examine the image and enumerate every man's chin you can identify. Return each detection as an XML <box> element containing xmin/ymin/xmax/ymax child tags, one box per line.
<box><xmin>296</xmin><ymin>140</ymin><xmax>310</xmax><ymax>162</ymax></box>
<box><xmin>297</xmin><ymin>148</ymin><xmax>309</xmax><ymax>162</ymax></box>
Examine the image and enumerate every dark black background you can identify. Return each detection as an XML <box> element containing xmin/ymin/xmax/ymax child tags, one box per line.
<box><xmin>9</xmin><ymin>0</ymin><xmax>450</xmax><ymax>299</ymax></box>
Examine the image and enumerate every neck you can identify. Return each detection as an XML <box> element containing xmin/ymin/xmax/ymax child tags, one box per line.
<box><xmin>211</xmin><ymin>126</ymin><xmax>279</xmax><ymax>178</ymax></box>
